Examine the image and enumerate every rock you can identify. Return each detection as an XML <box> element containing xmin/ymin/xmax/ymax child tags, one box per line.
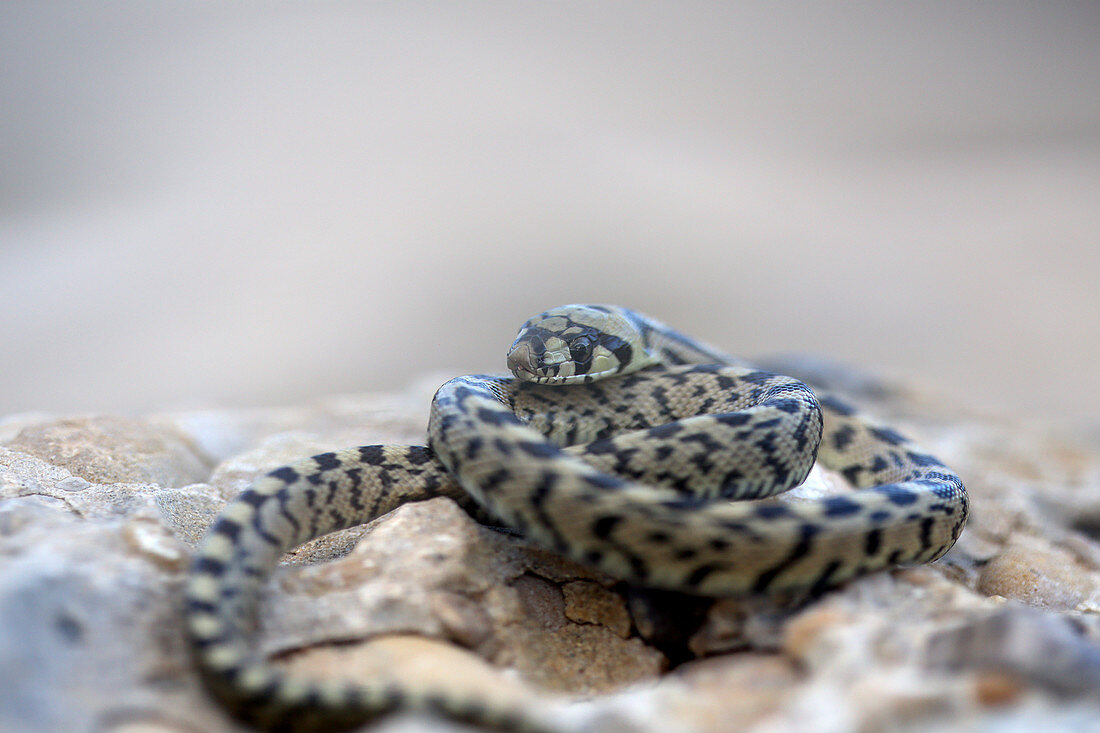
<box><xmin>977</xmin><ymin>535</ymin><xmax>1100</xmax><ymax>610</ymax></box>
<box><xmin>6</xmin><ymin>416</ymin><xmax>211</xmax><ymax>486</ymax></box>
<box><xmin>248</xmin><ymin>497</ymin><xmax>665</xmax><ymax>701</ymax></box>
<box><xmin>2</xmin><ymin>368</ymin><xmax>1100</xmax><ymax>732</ymax></box>
<box><xmin>0</xmin><ymin>512</ymin><xmax>224</xmax><ymax>733</ymax></box>
<box><xmin>924</xmin><ymin>605</ymin><xmax>1100</xmax><ymax>696</ymax></box>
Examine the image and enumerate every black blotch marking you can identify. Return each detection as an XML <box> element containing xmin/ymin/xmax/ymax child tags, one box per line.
<box><xmin>822</xmin><ymin>496</ymin><xmax>862</xmax><ymax>517</ymax></box>
<box><xmin>239</xmin><ymin>490</ymin><xmax>269</xmax><ymax>508</ymax></box>
<box><xmin>312</xmin><ymin>452</ymin><xmax>341</xmax><ymax>473</ymax></box>
<box><xmin>194</xmin><ymin>555</ymin><xmax>227</xmax><ymax>575</ymax></box>
<box><xmin>405</xmin><ymin>447</ymin><xmax>434</xmax><ymax>465</ymax></box>
<box><xmin>480</xmin><ymin>468</ymin><xmax>510</xmax><ymax>493</ymax></box>
<box><xmin>877</xmin><ymin>486</ymin><xmax>918</xmax><ymax>506</ymax></box>
<box><xmin>819</xmin><ymin>395</ymin><xmax>857</xmax><ymax>416</ymax></box>
<box><xmin>686</xmin><ymin>562</ymin><xmax>723</xmax><ymax>587</ymax></box>
<box><xmin>55</xmin><ymin>613</ymin><xmax>83</xmax><ymax>643</ymax></box>
<box><xmin>185</xmin><ymin>597</ymin><xmax>217</xmax><ymax>614</ymax></box>
<box><xmin>593</xmin><ymin>515</ymin><xmax>623</xmax><ymax>539</ymax></box>
<box><xmin>303</xmin><ymin>687</ymin><xmax>323</xmax><ymax>708</ymax></box>
<box><xmin>345</xmin><ymin>468</ymin><xmax>366</xmax><ymax>513</ymax></box>
<box><xmin>752</xmin><ymin>523</ymin><xmax>820</xmax><ymax>593</ymax></box>
<box><xmin>740</xmin><ymin>370</ymin><xmax>775</xmax><ymax>385</ymax></box>
<box><xmin>919</xmin><ymin>516</ymin><xmax>936</xmax><ymax>550</ymax></box>
<box><xmin>755</xmin><ymin>504</ymin><xmax>790</xmax><ymax>519</ymax></box>
<box><xmin>269</xmin><ymin>466</ymin><xmax>299</xmax><ymax>484</ymax></box>
<box><xmin>358</xmin><ymin>445</ymin><xmax>386</xmax><ymax>465</ymax></box>
<box><xmin>807</xmin><ymin>560</ymin><xmax>843</xmax><ymax>597</ymax></box>
<box><xmin>517</xmin><ymin>440</ymin><xmax>557</xmax><ymax>458</ymax></box>
<box><xmin>464</xmin><ymin>436</ymin><xmax>484</xmax><ymax>460</ymax></box>
<box><xmin>682</xmin><ymin>430</ymin><xmax>727</xmax><ymax>456</ymax></box>
<box><xmin>869</xmin><ymin>426</ymin><xmax>907</xmax><ymax>445</ymax></box>
<box><xmin>649</xmin><ymin>422</ymin><xmax>684</xmax><ymax>438</ymax></box>
<box><xmin>841</xmin><ymin>466</ymin><xmax>863</xmax><ymax>485</ymax></box>
<box><xmin>864</xmin><ymin>528</ymin><xmax>882</xmax><ymax>556</ymax></box>
<box><xmin>768</xmin><ymin>397</ymin><xmax>803</xmax><ymax>414</ymax></box>
<box><xmin>716</xmin><ymin>413</ymin><xmax>752</xmax><ymax>428</ymax></box>
<box><xmin>584</xmin><ymin>473</ymin><xmax>622</xmax><ymax>490</ymax></box>
<box><xmin>719</xmin><ymin>466</ymin><xmax>745</xmax><ymax>491</ymax></box>
<box><xmin>602</xmin><ymin>336</ymin><xmax>634</xmax><ymax>370</ymax></box>
<box><xmin>752</xmin><ymin>417</ymin><xmax>783</xmax><ymax>430</ymax></box>
<box><xmin>475</xmin><ymin>406</ymin><xmax>513</xmax><ymax>426</ymax></box>
<box><xmin>832</xmin><ymin>425</ymin><xmax>856</xmax><ymax>451</ymax></box>
<box><xmin>211</xmin><ymin>518</ymin><xmax>241</xmax><ymax>541</ymax></box>
<box><xmin>709</xmin><ymin>537</ymin><xmax>731</xmax><ymax>552</ymax></box>
<box><xmin>906</xmin><ymin>451</ymin><xmax>943</xmax><ymax>467</ymax></box>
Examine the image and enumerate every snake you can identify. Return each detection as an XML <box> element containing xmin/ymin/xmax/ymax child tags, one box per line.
<box><xmin>185</xmin><ymin>304</ymin><xmax>968</xmax><ymax>732</ymax></box>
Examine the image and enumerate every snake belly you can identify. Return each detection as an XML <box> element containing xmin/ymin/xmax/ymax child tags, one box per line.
<box><xmin>185</xmin><ymin>307</ymin><xmax>969</xmax><ymax>733</ymax></box>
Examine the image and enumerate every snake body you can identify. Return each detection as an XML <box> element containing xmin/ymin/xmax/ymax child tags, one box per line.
<box><xmin>185</xmin><ymin>304</ymin><xmax>968</xmax><ymax>731</ymax></box>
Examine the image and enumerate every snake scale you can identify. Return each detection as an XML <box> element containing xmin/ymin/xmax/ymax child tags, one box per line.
<box><xmin>185</xmin><ymin>304</ymin><xmax>968</xmax><ymax>732</ymax></box>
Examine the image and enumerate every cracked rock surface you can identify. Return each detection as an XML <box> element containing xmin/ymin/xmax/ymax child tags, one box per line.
<box><xmin>1</xmin><ymin>367</ymin><xmax>1099</xmax><ymax>732</ymax></box>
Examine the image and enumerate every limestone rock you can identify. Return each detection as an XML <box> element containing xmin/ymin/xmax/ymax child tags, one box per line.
<box><xmin>6</xmin><ymin>415</ymin><xmax>211</xmax><ymax>486</ymax></box>
<box><xmin>2</xmin><ymin>364</ymin><xmax>1100</xmax><ymax>732</ymax></box>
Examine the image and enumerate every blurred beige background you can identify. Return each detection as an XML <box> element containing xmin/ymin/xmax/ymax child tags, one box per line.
<box><xmin>1</xmin><ymin>2</ymin><xmax>1098</xmax><ymax>424</ymax></box>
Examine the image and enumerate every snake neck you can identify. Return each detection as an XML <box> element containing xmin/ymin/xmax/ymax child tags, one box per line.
<box><xmin>618</xmin><ymin>308</ymin><xmax>745</xmax><ymax>368</ymax></box>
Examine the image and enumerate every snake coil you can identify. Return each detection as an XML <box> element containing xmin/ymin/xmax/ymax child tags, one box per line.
<box><xmin>186</xmin><ymin>304</ymin><xmax>968</xmax><ymax>732</ymax></box>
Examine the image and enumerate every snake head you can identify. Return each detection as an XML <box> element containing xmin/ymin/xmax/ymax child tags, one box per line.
<box><xmin>507</xmin><ymin>304</ymin><xmax>657</xmax><ymax>385</ymax></box>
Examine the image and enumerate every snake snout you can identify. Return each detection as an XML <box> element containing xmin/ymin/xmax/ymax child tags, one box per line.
<box><xmin>507</xmin><ymin>341</ymin><xmax>538</xmax><ymax>379</ymax></box>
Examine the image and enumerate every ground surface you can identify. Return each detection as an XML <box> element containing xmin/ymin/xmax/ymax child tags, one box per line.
<box><xmin>2</xmin><ymin>365</ymin><xmax>1099</xmax><ymax>732</ymax></box>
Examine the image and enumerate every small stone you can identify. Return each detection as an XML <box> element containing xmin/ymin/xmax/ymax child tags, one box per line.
<box><xmin>430</xmin><ymin>591</ymin><xmax>495</xmax><ymax>649</ymax></box>
<box><xmin>782</xmin><ymin>606</ymin><xmax>854</xmax><ymax>663</ymax></box>
<box><xmin>687</xmin><ymin>599</ymin><xmax>749</xmax><ymax>657</ymax></box>
<box><xmin>977</xmin><ymin>538</ymin><xmax>1100</xmax><ymax>611</ymax></box>
<box><xmin>850</xmin><ymin>671</ymin><xmax>955</xmax><ymax>733</ymax></box>
<box><xmin>56</xmin><ymin>476</ymin><xmax>91</xmax><ymax>492</ymax></box>
<box><xmin>689</xmin><ymin>597</ymin><xmax>792</xmax><ymax>658</ymax></box>
<box><xmin>659</xmin><ymin>653</ymin><xmax>799</xmax><ymax>729</ymax></box>
<box><xmin>122</xmin><ymin>517</ymin><xmax>188</xmax><ymax>571</ymax></box>
<box><xmin>971</xmin><ymin>670</ymin><xmax>1026</xmax><ymax>707</ymax></box>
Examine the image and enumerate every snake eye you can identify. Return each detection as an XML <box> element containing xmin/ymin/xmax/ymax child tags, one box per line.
<box><xmin>570</xmin><ymin>337</ymin><xmax>594</xmax><ymax>363</ymax></box>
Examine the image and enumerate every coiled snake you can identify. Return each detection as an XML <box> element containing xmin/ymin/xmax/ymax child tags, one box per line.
<box><xmin>185</xmin><ymin>304</ymin><xmax>968</xmax><ymax>732</ymax></box>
